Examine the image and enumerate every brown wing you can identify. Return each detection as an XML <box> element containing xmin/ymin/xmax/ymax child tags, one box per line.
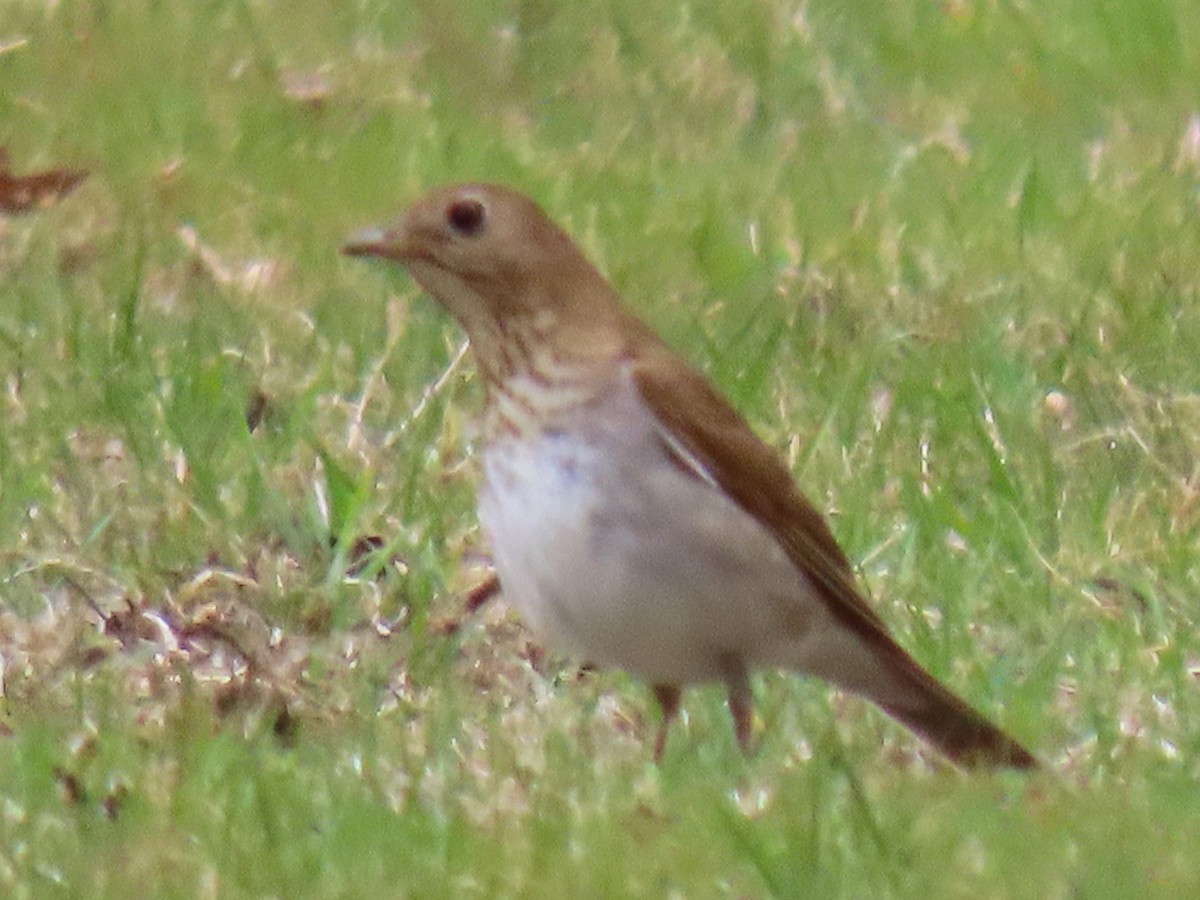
<box><xmin>629</xmin><ymin>344</ymin><xmax>892</xmax><ymax>643</ymax></box>
<box><xmin>631</xmin><ymin>345</ymin><xmax>1039</xmax><ymax>770</ymax></box>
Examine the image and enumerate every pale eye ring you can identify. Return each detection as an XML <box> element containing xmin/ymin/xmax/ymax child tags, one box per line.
<box><xmin>447</xmin><ymin>198</ymin><xmax>486</xmax><ymax>236</ymax></box>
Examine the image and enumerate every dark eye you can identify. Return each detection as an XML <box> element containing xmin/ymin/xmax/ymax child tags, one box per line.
<box><xmin>447</xmin><ymin>198</ymin><xmax>486</xmax><ymax>236</ymax></box>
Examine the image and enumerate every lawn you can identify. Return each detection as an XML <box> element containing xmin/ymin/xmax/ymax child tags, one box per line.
<box><xmin>1</xmin><ymin>0</ymin><xmax>1199</xmax><ymax>896</ymax></box>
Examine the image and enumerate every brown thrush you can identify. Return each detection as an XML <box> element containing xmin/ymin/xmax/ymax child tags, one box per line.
<box><xmin>344</xmin><ymin>183</ymin><xmax>1037</xmax><ymax>769</ymax></box>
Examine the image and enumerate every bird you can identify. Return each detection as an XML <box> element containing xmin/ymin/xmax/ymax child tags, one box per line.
<box><xmin>343</xmin><ymin>183</ymin><xmax>1038</xmax><ymax>770</ymax></box>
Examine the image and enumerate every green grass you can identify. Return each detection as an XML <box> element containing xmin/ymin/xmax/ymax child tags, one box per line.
<box><xmin>1</xmin><ymin>0</ymin><xmax>1199</xmax><ymax>895</ymax></box>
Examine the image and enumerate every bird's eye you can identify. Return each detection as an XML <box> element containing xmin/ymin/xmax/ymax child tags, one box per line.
<box><xmin>447</xmin><ymin>199</ymin><xmax>486</xmax><ymax>236</ymax></box>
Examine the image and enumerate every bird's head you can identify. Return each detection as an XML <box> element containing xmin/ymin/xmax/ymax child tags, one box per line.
<box><xmin>343</xmin><ymin>183</ymin><xmax>621</xmax><ymax>341</ymax></box>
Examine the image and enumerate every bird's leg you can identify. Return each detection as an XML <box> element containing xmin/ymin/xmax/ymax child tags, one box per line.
<box><xmin>651</xmin><ymin>684</ymin><xmax>682</xmax><ymax>763</ymax></box>
<box><xmin>721</xmin><ymin>656</ymin><xmax>754</xmax><ymax>754</ymax></box>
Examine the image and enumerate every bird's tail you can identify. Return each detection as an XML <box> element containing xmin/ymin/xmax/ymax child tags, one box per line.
<box><xmin>818</xmin><ymin>628</ymin><xmax>1038</xmax><ymax>769</ymax></box>
<box><xmin>873</xmin><ymin>662</ymin><xmax>1038</xmax><ymax>769</ymax></box>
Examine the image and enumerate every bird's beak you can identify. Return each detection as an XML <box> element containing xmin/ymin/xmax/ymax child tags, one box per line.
<box><xmin>342</xmin><ymin>226</ymin><xmax>403</xmax><ymax>260</ymax></box>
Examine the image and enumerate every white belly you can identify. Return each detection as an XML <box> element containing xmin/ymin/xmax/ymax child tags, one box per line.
<box><xmin>478</xmin><ymin>378</ymin><xmax>818</xmax><ymax>684</ymax></box>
